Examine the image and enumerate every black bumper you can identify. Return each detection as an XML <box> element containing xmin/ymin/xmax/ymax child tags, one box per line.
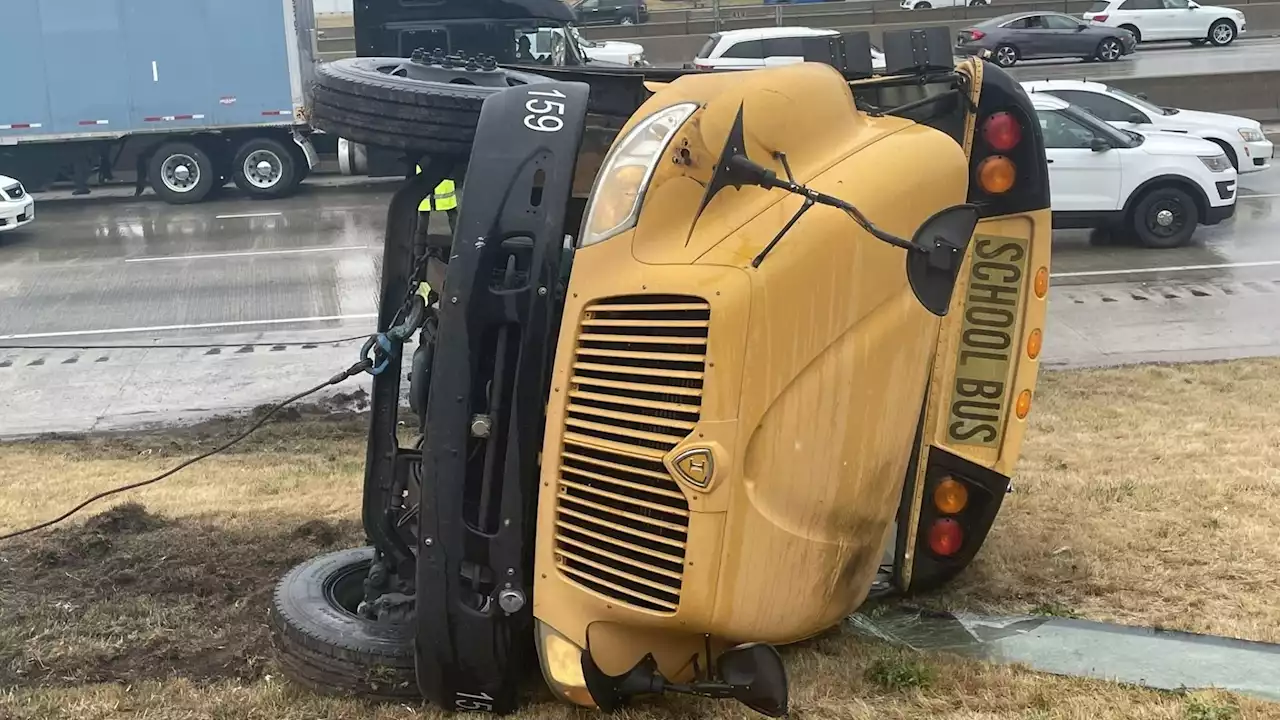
<box><xmin>1204</xmin><ymin>201</ymin><xmax>1236</xmax><ymax>225</ymax></box>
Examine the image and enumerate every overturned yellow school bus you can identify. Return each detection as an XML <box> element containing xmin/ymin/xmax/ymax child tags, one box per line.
<box><xmin>274</xmin><ymin>26</ymin><xmax>1051</xmax><ymax>717</ymax></box>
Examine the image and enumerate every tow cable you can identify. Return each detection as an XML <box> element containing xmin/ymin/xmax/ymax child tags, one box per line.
<box><xmin>0</xmin><ymin>288</ymin><xmax>434</xmax><ymax>544</ymax></box>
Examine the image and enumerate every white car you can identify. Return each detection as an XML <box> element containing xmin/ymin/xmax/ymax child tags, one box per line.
<box><xmin>693</xmin><ymin>27</ymin><xmax>886</xmax><ymax>72</ymax></box>
<box><xmin>1023</xmin><ymin>79</ymin><xmax>1272</xmax><ymax>173</ymax></box>
<box><xmin>1032</xmin><ymin>94</ymin><xmax>1236</xmax><ymax>248</ymax></box>
<box><xmin>902</xmin><ymin>0</ymin><xmax>990</xmax><ymax>8</ymax></box>
<box><xmin>1082</xmin><ymin>0</ymin><xmax>1246</xmax><ymax>46</ymax></box>
<box><xmin>0</xmin><ymin>175</ymin><xmax>35</xmax><ymax>234</ymax></box>
<box><xmin>569</xmin><ymin>27</ymin><xmax>649</xmax><ymax>66</ymax></box>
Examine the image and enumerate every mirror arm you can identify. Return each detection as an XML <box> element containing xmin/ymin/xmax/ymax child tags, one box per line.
<box><xmin>752</xmin><ymin>196</ymin><xmax>815</xmax><ymax>268</ymax></box>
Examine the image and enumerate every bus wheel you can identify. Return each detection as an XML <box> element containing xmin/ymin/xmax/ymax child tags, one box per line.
<box><xmin>232</xmin><ymin>137</ymin><xmax>299</xmax><ymax>199</ymax></box>
<box><xmin>148</xmin><ymin>141</ymin><xmax>215</xmax><ymax>205</ymax></box>
<box><xmin>311</xmin><ymin>56</ymin><xmax>552</xmax><ymax>157</ymax></box>
<box><xmin>270</xmin><ymin>547</ymin><xmax>419</xmax><ymax>700</ymax></box>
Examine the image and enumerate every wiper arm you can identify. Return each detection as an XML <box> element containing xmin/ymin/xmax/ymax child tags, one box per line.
<box><xmin>741</xmin><ymin>153</ymin><xmax>924</xmax><ymax>268</ymax></box>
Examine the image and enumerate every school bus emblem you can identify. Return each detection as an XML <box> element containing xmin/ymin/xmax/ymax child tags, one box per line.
<box><xmin>673</xmin><ymin>448</ymin><xmax>714</xmax><ymax>489</ymax></box>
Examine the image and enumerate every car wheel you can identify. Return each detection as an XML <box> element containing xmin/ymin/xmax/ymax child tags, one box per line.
<box><xmin>968</xmin><ymin>0</ymin><xmax>987</xmax><ymax>6</ymax></box>
<box><xmin>270</xmin><ymin>547</ymin><xmax>418</xmax><ymax>700</ymax></box>
<box><xmin>1208</xmin><ymin>19</ymin><xmax>1237</xmax><ymax>46</ymax></box>
<box><xmin>1096</xmin><ymin>37</ymin><xmax>1124</xmax><ymax>61</ymax></box>
<box><xmin>914</xmin><ymin>1</ymin><xmax>931</xmax><ymax>7</ymax></box>
<box><xmin>147</xmin><ymin>141</ymin><xmax>216</xmax><ymax>205</ymax></box>
<box><xmin>993</xmin><ymin>44</ymin><xmax>1019</xmax><ymax>67</ymax></box>
<box><xmin>1132</xmin><ymin>186</ymin><xmax>1199</xmax><ymax>249</ymax></box>
<box><xmin>620</xmin><ymin>15</ymin><xmax>635</xmax><ymax>24</ymax></box>
<box><xmin>231</xmin><ymin>137</ymin><xmax>299</xmax><ymax>199</ymax></box>
<box><xmin>311</xmin><ymin>57</ymin><xmax>552</xmax><ymax>158</ymax></box>
<box><xmin>1119</xmin><ymin>24</ymin><xmax>1142</xmax><ymax>42</ymax></box>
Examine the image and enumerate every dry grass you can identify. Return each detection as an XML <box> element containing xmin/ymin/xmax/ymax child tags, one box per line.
<box><xmin>931</xmin><ymin>358</ymin><xmax>1280</xmax><ymax>643</ymax></box>
<box><xmin>2</xmin><ymin>360</ymin><xmax>1279</xmax><ymax>719</ymax></box>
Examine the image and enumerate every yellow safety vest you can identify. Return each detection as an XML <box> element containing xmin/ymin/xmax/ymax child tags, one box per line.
<box><xmin>416</xmin><ymin>166</ymin><xmax>458</xmax><ymax>212</ymax></box>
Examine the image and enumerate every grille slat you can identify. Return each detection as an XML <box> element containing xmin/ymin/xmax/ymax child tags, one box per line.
<box><xmin>554</xmin><ymin>295</ymin><xmax>710</xmax><ymax>614</ymax></box>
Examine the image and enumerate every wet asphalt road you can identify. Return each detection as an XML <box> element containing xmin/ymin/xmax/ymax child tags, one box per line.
<box><xmin>1005</xmin><ymin>36</ymin><xmax>1280</xmax><ymax>80</ymax></box>
<box><xmin>1</xmin><ymin>175</ymin><xmax>1279</xmax><ymax>437</ymax></box>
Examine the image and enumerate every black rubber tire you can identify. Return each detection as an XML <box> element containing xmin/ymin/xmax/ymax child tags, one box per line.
<box><xmin>269</xmin><ymin>547</ymin><xmax>418</xmax><ymax>700</ymax></box>
<box><xmin>915</xmin><ymin>1</ymin><xmax>931</xmax><ymax>7</ymax></box>
<box><xmin>1096</xmin><ymin>37</ymin><xmax>1124</xmax><ymax>62</ymax></box>
<box><xmin>1131</xmin><ymin>186</ymin><xmax>1199</xmax><ymax>249</ymax></box>
<box><xmin>993</xmin><ymin>44</ymin><xmax>1019</xmax><ymax>67</ymax></box>
<box><xmin>1120</xmin><ymin>24</ymin><xmax>1142</xmax><ymax>42</ymax></box>
<box><xmin>147</xmin><ymin>141</ymin><xmax>216</xmax><ymax>205</ymax></box>
<box><xmin>231</xmin><ymin>137</ymin><xmax>299</xmax><ymax>199</ymax></box>
<box><xmin>1208</xmin><ymin>19</ymin><xmax>1237</xmax><ymax>46</ymax></box>
<box><xmin>311</xmin><ymin>57</ymin><xmax>552</xmax><ymax>156</ymax></box>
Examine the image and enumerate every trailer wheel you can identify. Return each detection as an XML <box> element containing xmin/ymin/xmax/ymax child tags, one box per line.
<box><xmin>148</xmin><ymin>142</ymin><xmax>215</xmax><ymax>204</ymax></box>
<box><xmin>270</xmin><ymin>547</ymin><xmax>418</xmax><ymax>700</ymax></box>
<box><xmin>311</xmin><ymin>56</ymin><xmax>551</xmax><ymax>156</ymax></box>
<box><xmin>231</xmin><ymin>137</ymin><xmax>299</xmax><ymax>199</ymax></box>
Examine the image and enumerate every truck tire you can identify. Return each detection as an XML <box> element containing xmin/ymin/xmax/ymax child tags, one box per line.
<box><xmin>311</xmin><ymin>56</ymin><xmax>551</xmax><ymax>156</ymax></box>
<box><xmin>148</xmin><ymin>141</ymin><xmax>216</xmax><ymax>205</ymax></box>
<box><xmin>231</xmin><ymin>137</ymin><xmax>299</xmax><ymax>199</ymax></box>
<box><xmin>269</xmin><ymin>547</ymin><xmax>418</xmax><ymax>700</ymax></box>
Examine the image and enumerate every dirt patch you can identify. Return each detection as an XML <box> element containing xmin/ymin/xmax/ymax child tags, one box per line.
<box><xmin>0</xmin><ymin>504</ymin><xmax>361</xmax><ymax>689</ymax></box>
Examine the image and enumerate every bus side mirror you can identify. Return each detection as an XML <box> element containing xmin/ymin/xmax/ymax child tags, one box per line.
<box><xmin>907</xmin><ymin>204</ymin><xmax>980</xmax><ymax>317</ymax></box>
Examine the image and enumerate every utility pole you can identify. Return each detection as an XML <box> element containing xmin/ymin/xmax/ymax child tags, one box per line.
<box><xmin>712</xmin><ymin>0</ymin><xmax>721</xmax><ymax>31</ymax></box>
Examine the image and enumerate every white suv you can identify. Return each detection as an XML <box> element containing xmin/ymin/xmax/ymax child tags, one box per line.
<box><xmin>1032</xmin><ymin>94</ymin><xmax>1236</xmax><ymax>248</ymax></box>
<box><xmin>693</xmin><ymin>27</ymin><xmax>886</xmax><ymax>71</ymax></box>
<box><xmin>0</xmin><ymin>175</ymin><xmax>35</xmax><ymax>234</ymax></box>
<box><xmin>1023</xmin><ymin>79</ymin><xmax>1272</xmax><ymax>173</ymax></box>
<box><xmin>1082</xmin><ymin>0</ymin><xmax>1246</xmax><ymax>45</ymax></box>
<box><xmin>902</xmin><ymin>0</ymin><xmax>990</xmax><ymax>8</ymax></box>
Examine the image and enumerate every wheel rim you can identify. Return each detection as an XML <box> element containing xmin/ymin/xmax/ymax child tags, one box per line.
<box><xmin>161</xmin><ymin>154</ymin><xmax>201</xmax><ymax>193</ymax></box>
<box><xmin>621</xmin><ymin>16</ymin><xmax>634</xmax><ymax>24</ymax></box>
<box><xmin>243</xmin><ymin>149</ymin><xmax>283</xmax><ymax>189</ymax></box>
<box><xmin>1146</xmin><ymin>198</ymin><xmax>1186</xmax><ymax>237</ymax></box>
<box><xmin>323</xmin><ymin>558</ymin><xmax>370</xmax><ymax>620</ymax></box>
<box><xmin>996</xmin><ymin>47</ymin><xmax>1016</xmax><ymax>65</ymax></box>
<box><xmin>1102</xmin><ymin>41</ymin><xmax>1120</xmax><ymax>59</ymax></box>
<box><xmin>1212</xmin><ymin>24</ymin><xmax>1233</xmax><ymax>43</ymax></box>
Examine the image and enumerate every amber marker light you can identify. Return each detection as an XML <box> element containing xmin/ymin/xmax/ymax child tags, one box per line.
<box><xmin>1034</xmin><ymin>267</ymin><xmax>1049</xmax><ymax>298</ymax></box>
<box><xmin>933</xmin><ymin>477</ymin><xmax>970</xmax><ymax>515</ymax></box>
<box><xmin>1015</xmin><ymin>389</ymin><xmax>1033</xmax><ymax>419</ymax></box>
<box><xmin>977</xmin><ymin>156</ymin><xmax>1016</xmax><ymax>194</ymax></box>
<box><xmin>1027</xmin><ymin>328</ymin><xmax>1043</xmax><ymax>360</ymax></box>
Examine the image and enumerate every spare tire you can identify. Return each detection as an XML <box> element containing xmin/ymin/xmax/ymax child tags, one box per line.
<box><xmin>311</xmin><ymin>56</ymin><xmax>553</xmax><ymax>157</ymax></box>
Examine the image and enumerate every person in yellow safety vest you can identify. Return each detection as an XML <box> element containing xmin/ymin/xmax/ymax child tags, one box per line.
<box><xmin>416</xmin><ymin>165</ymin><xmax>459</xmax><ymax>233</ymax></box>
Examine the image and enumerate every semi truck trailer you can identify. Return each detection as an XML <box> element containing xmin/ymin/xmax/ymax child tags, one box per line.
<box><xmin>0</xmin><ymin>0</ymin><xmax>321</xmax><ymax>205</ymax></box>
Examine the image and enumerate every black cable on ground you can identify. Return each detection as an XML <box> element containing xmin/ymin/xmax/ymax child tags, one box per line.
<box><xmin>0</xmin><ymin>334</ymin><xmax>373</xmax><ymax>351</ymax></box>
<box><xmin>0</xmin><ymin>358</ymin><xmax>373</xmax><ymax>543</ymax></box>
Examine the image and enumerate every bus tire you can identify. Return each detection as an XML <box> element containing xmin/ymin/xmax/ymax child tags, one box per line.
<box><xmin>270</xmin><ymin>547</ymin><xmax>418</xmax><ymax>700</ymax></box>
<box><xmin>311</xmin><ymin>57</ymin><xmax>551</xmax><ymax>157</ymax></box>
<box><xmin>148</xmin><ymin>141</ymin><xmax>216</xmax><ymax>205</ymax></box>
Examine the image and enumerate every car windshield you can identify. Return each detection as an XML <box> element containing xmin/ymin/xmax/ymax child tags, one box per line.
<box><xmin>510</xmin><ymin>22</ymin><xmax>587</xmax><ymax>66</ymax></box>
<box><xmin>1108</xmin><ymin>85</ymin><xmax>1178</xmax><ymax>116</ymax></box>
<box><xmin>569</xmin><ymin>25</ymin><xmax>599</xmax><ymax>49</ymax></box>
<box><xmin>1061</xmin><ymin>102</ymin><xmax>1137</xmax><ymax>148</ymax></box>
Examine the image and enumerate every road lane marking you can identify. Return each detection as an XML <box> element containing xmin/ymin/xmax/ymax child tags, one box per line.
<box><xmin>0</xmin><ymin>314</ymin><xmax>379</xmax><ymax>341</ymax></box>
<box><xmin>1052</xmin><ymin>259</ymin><xmax>1280</xmax><ymax>278</ymax></box>
<box><xmin>1239</xmin><ymin>193</ymin><xmax>1280</xmax><ymax>199</ymax></box>
<box><xmin>215</xmin><ymin>211</ymin><xmax>284</xmax><ymax>219</ymax></box>
<box><xmin>125</xmin><ymin>245</ymin><xmax>369</xmax><ymax>263</ymax></box>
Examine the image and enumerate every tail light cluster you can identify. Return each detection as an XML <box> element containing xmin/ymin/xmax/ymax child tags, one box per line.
<box><xmin>974</xmin><ymin>111</ymin><xmax>1022</xmax><ymax>196</ymax></box>
<box><xmin>1091</xmin><ymin>14</ymin><xmax>1109</xmax><ymax>21</ymax></box>
<box><xmin>905</xmin><ymin>450</ymin><xmax>1011</xmax><ymax>592</ymax></box>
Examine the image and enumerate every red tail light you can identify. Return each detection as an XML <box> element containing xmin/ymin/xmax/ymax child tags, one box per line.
<box><xmin>969</xmin><ymin>29</ymin><xmax>986</xmax><ymax>40</ymax></box>
<box><xmin>928</xmin><ymin>518</ymin><xmax>964</xmax><ymax>557</ymax></box>
<box><xmin>1091</xmin><ymin>14</ymin><xmax>1109</xmax><ymax>21</ymax></box>
<box><xmin>982</xmin><ymin>111</ymin><xmax>1022</xmax><ymax>152</ymax></box>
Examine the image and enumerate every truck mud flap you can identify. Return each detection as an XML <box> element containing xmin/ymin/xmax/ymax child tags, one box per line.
<box><xmin>415</xmin><ymin>80</ymin><xmax>590</xmax><ymax>714</ymax></box>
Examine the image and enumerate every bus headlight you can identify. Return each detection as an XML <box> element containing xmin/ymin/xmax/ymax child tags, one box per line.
<box><xmin>579</xmin><ymin>102</ymin><xmax>698</xmax><ymax>248</ymax></box>
<box><xmin>535</xmin><ymin>620</ymin><xmax>598</xmax><ymax>707</ymax></box>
